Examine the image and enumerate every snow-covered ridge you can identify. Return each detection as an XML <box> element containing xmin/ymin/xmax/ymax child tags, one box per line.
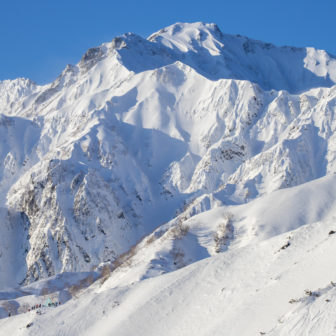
<box><xmin>141</xmin><ymin>21</ymin><xmax>336</xmax><ymax>92</ymax></box>
<box><xmin>0</xmin><ymin>21</ymin><xmax>336</xmax><ymax>335</ymax></box>
<box><xmin>0</xmin><ymin>21</ymin><xmax>335</xmax><ymax>293</ymax></box>
<box><xmin>1</xmin><ymin>174</ymin><xmax>336</xmax><ymax>335</ymax></box>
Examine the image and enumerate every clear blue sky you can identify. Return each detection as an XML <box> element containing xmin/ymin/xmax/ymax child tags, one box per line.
<box><xmin>1</xmin><ymin>0</ymin><xmax>335</xmax><ymax>84</ymax></box>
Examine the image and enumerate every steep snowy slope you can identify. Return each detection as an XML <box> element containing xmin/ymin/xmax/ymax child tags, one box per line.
<box><xmin>1</xmin><ymin>175</ymin><xmax>336</xmax><ymax>335</ymax></box>
<box><xmin>148</xmin><ymin>22</ymin><xmax>336</xmax><ymax>92</ymax></box>
<box><xmin>99</xmin><ymin>174</ymin><xmax>336</xmax><ymax>284</ymax></box>
<box><xmin>0</xmin><ymin>21</ymin><xmax>335</xmax><ymax>293</ymax></box>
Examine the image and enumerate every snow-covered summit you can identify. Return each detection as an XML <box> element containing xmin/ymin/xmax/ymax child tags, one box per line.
<box><xmin>146</xmin><ymin>22</ymin><xmax>336</xmax><ymax>92</ymax></box>
<box><xmin>31</xmin><ymin>21</ymin><xmax>336</xmax><ymax>94</ymax></box>
<box><xmin>0</xmin><ymin>21</ymin><xmax>336</xmax><ymax>287</ymax></box>
<box><xmin>0</xmin><ymin>21</ymin><xmax>336</xmax><ymax>335</ymax></box>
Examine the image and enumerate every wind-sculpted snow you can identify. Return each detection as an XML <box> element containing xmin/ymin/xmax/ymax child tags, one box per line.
<box><xmin>0</xmin><ymin>21</ymin><xmax>336</xmax><ymax>297</ymax></box>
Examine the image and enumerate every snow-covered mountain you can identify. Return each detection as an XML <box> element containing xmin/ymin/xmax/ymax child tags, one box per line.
<box><xmin>0</xmin><ymin>22</ymin><xmax>336</xmax><ymax>335</ymax></box>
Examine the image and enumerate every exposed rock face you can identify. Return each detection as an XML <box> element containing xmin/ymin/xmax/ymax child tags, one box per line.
<box><xmin>1</xmin><ymin>22</ymin><xmax>336</xmax><ymax>287</ymax></box>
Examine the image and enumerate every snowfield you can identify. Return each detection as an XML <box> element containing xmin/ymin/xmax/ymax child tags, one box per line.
<box><xmin>0</xmin><ymin>22</ymin><xmax>336</xmax><ymax>335</ymax></box>
<box><xmin>1</xmin><ymin>175</ymin><xmax>336</xmax><ymax>335</ymax></box>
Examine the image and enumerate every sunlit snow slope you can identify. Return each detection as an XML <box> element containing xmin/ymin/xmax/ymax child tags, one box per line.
<box><xmin>0</xmin><ymin>21</ymin><xmax>336</xmax><ymax>335</ymax></box>
<box><xmin>1</xmin><ymin>175</ymin><xmax>336</xmax><ymax>335</ymax></box>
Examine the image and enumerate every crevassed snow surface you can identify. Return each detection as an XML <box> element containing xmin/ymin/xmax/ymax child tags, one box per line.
<box><xmin>0</xmin><ymin>22</ymin><xmax>336</xmax><ymax>335</ymax></box>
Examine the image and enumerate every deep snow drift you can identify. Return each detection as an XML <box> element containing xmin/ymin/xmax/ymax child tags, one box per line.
<box><xmin>0</xmin><ymin>22</ymin><xmax>336</xmax><ymax>335</ymax></box>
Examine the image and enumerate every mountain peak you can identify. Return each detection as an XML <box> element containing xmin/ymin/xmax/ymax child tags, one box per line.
<box><xmin>147</xmin><ymin>22</ymin><xmax>224</xmax><ymax>53</ymax></box>
<box><xmin>146</xmin><ymin>22</ymin><xmax>336</xmax><ymax>92</ymax></box>
<box><xmin>148</xmin><ymin>21</ymin><xmax>223</xmax><ymax>39</ymax></box>
<box><xmin>58</xmin><ymin>22</ymin><xmax>336</xmax><ymax>93</ymax></box>
<box><xmin>1</xmin><ymin>21</ymin><xmax>336</xmax><ymax>335</ymax></box>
